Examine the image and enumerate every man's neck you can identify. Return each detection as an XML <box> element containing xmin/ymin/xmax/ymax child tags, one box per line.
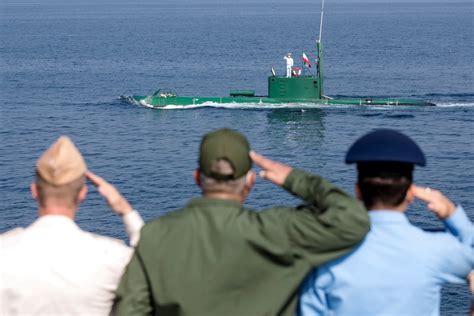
<box><xmin>38</xmin><ymin>205</ymin><xmax>75</xmax><ymax>220</ymax></box>
<box><xmin>203</xmin><ymin>192</ymin><xmax>244</xmax><ymax>204</ymax></box>
<box><xmin>369</xmin><ymin>203</ymin><xmax>406</xmax><ymax>213</ymax></box>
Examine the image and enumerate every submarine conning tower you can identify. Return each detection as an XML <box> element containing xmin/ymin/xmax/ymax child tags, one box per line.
<box><xmin>268</xmin><ymin>41</ymin><xmax>324</xmax><ymax>100</ymax></box>
<box><xmin>268</xmin><ymin>76</ymin><xmax>322</xmax><ymax>99</ymax></box>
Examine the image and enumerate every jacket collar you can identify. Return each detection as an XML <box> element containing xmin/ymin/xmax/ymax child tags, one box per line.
<box><xmin>187</xmin><ymin>197</ymin><xmax>243</xmax><ymax>209</ymax></box>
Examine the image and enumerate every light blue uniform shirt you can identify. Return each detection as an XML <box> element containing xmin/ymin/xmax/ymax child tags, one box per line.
<box><xmin>299</xmin><ymin>206</ymin><xmax>474</xmax><ymax>316</ymax></box>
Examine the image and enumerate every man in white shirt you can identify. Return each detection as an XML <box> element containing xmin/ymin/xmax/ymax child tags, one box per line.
<box><xmin>0</xmin><ymin>136</ymin><xmax>144</xmax><ymax>315</ymax></box>
<box><xmin>284</xmin><ymin>53</ymin><xmax>294</xmax><ymax>78</ymax></box>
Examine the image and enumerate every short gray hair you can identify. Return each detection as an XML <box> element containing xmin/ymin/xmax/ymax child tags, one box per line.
<box><xmin>200</xmin><ymin>159</ymin><xmax>247</xmax><ymax>194</ymax></box>
<box><xmin>35</xmin><ymin>171</ymin><xmax>85</xmax><ymax>208</ymax></box>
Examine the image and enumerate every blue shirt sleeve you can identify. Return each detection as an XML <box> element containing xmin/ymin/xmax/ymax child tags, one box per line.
<box><xmin>444</xmin><ymin>205</ymin><xmax>474</xmax><ymax>246</ymax></box>
<box><xmin>434</xmin><ymin>206</ymin><xmax>474</xmax><ymax>284</ymax></box>
<box><xmin>298</xmin><ymin>266</ymin><xmax>333</xmax><ymax>316</ymax></box>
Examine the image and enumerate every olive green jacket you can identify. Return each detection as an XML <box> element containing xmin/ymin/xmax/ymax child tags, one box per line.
<box><xmin>114</xmin><ymin>169</ymin><xmax>369</xmax><ymax>316</ymax></box>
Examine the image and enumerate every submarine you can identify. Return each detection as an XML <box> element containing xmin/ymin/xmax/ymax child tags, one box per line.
<box><xmin>124</xmin><ymin>1</ymin><xmax>435</xmax><ymax>108</ymax></box>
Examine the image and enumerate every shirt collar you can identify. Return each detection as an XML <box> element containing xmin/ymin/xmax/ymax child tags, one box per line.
<box><xmin>368</xmin><ymin>210</ymin><xmax>410</xmax><ymax>224</ymax></box>
<box><xmin>32</xmin><ymin>215</ymin><xmax>80</xmax><ymax>230</ymax></box>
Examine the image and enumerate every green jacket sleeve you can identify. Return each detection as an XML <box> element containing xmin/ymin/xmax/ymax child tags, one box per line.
<box><xmin>272</xmin><ymin>169</ymin><xmax>369</xmax><ymax>266</ymax></box>
<box><xmin>113</xmin><ymin>241</ymin><xmax>154</xmax><ymax>316</ymax></box>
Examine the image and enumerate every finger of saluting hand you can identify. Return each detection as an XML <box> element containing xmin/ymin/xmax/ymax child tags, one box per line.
<box><xmin>250</xmin><ymin>151</ymin><xmax>275</xmax><ymax>170</ymax></box>
<box><xmin>85</xmin><ymin>171</ymin><xmax>107</xmax><ymax>187</ymax></box>
<box><xmin>412</xmin><ymin>185</ymin><xmax>455</xmax><ymax>219</ymax></box>
<box><xmin>412</xmin><ymin>185</ymin><xmax>436</xmax><ymax>202</ymax></box>
<box><xmin>250</xmin><ymin>150</ymin><xmax>280</xmax><ymax>180</ymax></box>
<box><xmin>85</xmin><ymin>170</ymin><xmax>132</xmax><ymax>214</ymax></box>
<box><xmin>85</xmin><ymin>171</ymin><xmax>114</xmax><ymax>196</ymax></box>
<box><xmin>250</xmin><ymin>150</ymin><xmax>292</xmax><ymax>186</ymax></box>
<box><xmin>413</xmin><ymin>185</ymin><xmax>448</xmax><ymax>204</ymax></box>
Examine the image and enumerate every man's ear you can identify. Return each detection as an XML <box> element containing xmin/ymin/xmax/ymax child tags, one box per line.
<box><xmin>246</xmin><ymin>170</ymin><xmax>256</xmax><ymax>190</ymax></box>
<box><xmin>193</xmin><ymin>169</ymin><xmax>201</xmax><ymax>187</ymax></box>
<box><xmin>405</xmin><ymin>184</ymin><xmax>415</xmax><ymax>205</ymax></box>
<box><xmin>355</xmin><ymin>183</ymin><xmax>362</xmax><ymax>200</ymax></box>
<box><xmin>77</xmin><ymin>185</ymin><xmax>88</xmax><ymax>204</ymax></box>
<box><xmin>31</xmin><ymin>183</ymin><xmax>38</xmax><ymax>201</ymax></box>
<box><xmin>241</xmin><ymin>170</ymin><xmax>256</xmax><ymax>202</ymax></box>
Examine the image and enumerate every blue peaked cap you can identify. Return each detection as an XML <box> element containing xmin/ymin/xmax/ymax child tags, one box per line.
<box><xmin>345</xmin><ymin>129</ymin><xmax>426</xmax><ymax>166</ymax></box>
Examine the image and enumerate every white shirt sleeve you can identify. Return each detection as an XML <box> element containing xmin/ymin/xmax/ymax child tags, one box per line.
<box><xmin>122</xmin><ymin>210</ymin><xmax>144</xmax><ymax>247</ymax></box>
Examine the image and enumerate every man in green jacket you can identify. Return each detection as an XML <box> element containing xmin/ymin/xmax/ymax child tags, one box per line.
<box><xmin>114</xmin><ymin>128</ymin><xmax>369</xmax><ymax>316</ymax></box>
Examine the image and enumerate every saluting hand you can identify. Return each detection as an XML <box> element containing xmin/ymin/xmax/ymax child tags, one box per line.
<box><xmin>412</xmin><ymin>185</ymin><xmax>456</xmax><ymax>219</ymax></box>
<box><xmin>85</xmin><ymin>171</ymin><xmax>133</xmax><ymax>216</ymax></box>
<box><xmin>250</xmin><ymin>151</ymin><xmax>292</xmax><ymax>186</ymax></box>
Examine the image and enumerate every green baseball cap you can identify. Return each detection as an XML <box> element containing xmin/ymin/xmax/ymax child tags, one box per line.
<box><xmin>199</xmin><ymin>128</ymin><xmax>252</xmax><ymax>180</ymax></box>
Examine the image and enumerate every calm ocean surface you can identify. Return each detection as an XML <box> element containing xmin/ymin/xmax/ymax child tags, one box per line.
<box><xmin>1</xmin><ymin>1</ymin><xmax>473</xmax><ymax>314</ymax></box>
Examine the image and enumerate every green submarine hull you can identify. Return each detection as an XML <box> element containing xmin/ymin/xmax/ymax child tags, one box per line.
<box><xmin>128</xmin><ymin>74</ymin><xmax>434</xmax><ymax>108</ymax></box>
<box><xmin>130</xmin><ymin>94</ymin><xmax>433</xmax><ymax>107</ymax></box>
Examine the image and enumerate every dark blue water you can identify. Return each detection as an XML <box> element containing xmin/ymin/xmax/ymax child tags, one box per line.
<box><xmin>1</xmin><ymin>1</ymin><xmax>473</xmax><ymax>314</ymax></box>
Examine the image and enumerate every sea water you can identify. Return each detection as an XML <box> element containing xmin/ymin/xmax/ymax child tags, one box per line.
<box><xmin>1</xmin><ymin>1</ymin><xmax>473</xmax><ymax>314</ymax></box>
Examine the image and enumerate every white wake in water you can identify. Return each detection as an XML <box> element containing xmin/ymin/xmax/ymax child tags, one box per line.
<box><xmin>139</xmin><ymin>100</ymin><xmax>361</xmax><ymax>110</ymax></box>
<box><xmin>435</xmin><ymin>102</ymin><xmax>474</xmax><ymax>108</ymax></box>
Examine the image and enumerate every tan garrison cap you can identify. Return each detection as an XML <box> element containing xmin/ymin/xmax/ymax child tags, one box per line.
<box><xmin>36</xmin><ymin>136</ymin><xmax>87</xmax><ymax>185</ymax></box>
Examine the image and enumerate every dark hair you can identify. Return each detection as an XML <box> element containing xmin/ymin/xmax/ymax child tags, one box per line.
<box><xmin>357</xmin><ymin>162</ymin><xmax>413</xmax><ymax>210</ymax></box>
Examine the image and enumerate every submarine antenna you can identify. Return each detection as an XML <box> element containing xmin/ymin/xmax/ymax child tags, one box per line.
<box><xmin>316</xmin><ymin>0</ymin><xmax>325</xmax><ymax>98</ymax></box>
<box><xmin>318</xmin><ymin>0</ymin><xmax>325</xmax><ymax>43</ymax></box>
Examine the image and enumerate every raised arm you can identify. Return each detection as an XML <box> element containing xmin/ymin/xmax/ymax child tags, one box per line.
<box><xmin>86</xmin><ymin>171</ymin><xmax>144</xmax><ymax>247</ymax></box>
<box><xmin>413</xmin><ymin>185</ymin><xmax>473</xmax><ymax>282</ymax></box>
<box><xmin>413</xmin><ymin>185</ymin><xmax>473</xmax><ymax>245</ymax></box>
<box><xmin>251</xmin><ymin>152</ymin><xmax>370</xmax><ymax>265</ymax></box>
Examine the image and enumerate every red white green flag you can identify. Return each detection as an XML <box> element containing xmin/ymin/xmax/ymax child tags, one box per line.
<box><xmin>302</xmin><ymin>52</ymin><xmax>311</xmax><ymax>67</ymax></box>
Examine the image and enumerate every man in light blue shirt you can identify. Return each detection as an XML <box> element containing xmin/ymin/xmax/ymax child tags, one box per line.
<box><xmin>299</xmin><ymin>129</ymin><xmax>473</xmax><ymax>316</ymax></box>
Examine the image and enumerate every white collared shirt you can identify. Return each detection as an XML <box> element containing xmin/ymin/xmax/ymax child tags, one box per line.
<box><xmin>0</xmin><ymin>211</ymin><xmax>144</xmax><ymax>315</ymax></box>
